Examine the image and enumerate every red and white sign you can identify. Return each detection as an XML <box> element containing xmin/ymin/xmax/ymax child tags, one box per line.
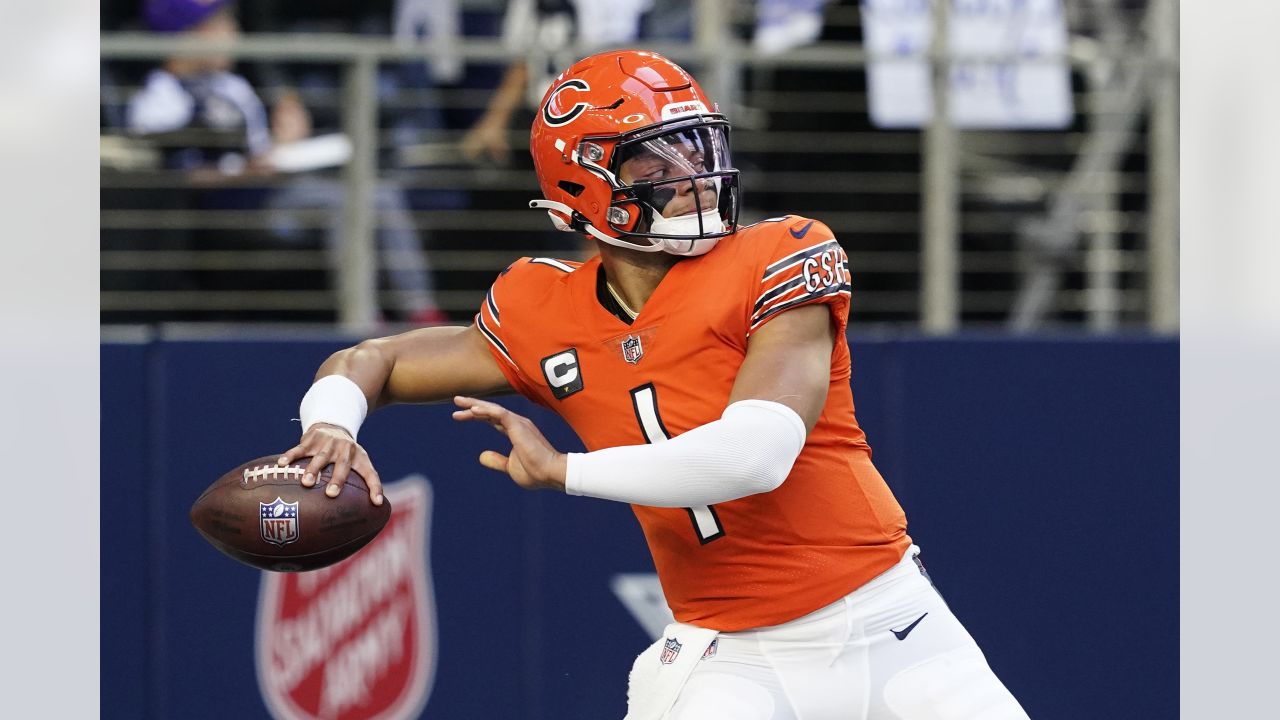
<box><xmin>256</xmin><ymin>476</ymin><xmax>437</xmax><ymax>720</ymax></box>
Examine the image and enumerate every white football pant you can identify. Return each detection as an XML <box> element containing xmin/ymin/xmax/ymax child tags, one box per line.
<box><xmin>629</xmin><ymin>546</ymin><xmax>1029</xmax><ymax>720</ymax></box>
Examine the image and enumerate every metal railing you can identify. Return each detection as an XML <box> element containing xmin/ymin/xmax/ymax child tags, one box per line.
<box><xmin>100</xmin><ymin>0</ymin><xmax>1178</xmax><ymax>333</ymax></box>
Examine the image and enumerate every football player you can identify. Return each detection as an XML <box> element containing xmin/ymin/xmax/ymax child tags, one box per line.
<box><xmin>278</xmin><ymin>50</ymin><xmax>1028</xmax><ymax>719</ymax></box>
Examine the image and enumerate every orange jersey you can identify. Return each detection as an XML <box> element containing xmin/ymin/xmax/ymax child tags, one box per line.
<box><xmin>475</xmin><ymin>216</ymin><xmax>910</xmax><ymax>631</ymax></box>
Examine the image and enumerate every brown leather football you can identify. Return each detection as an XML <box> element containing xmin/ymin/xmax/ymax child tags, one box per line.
<box><xmin>190</xmin><ymin>455</ymin><xmax>392</xmax><ymax>572</ymax></box>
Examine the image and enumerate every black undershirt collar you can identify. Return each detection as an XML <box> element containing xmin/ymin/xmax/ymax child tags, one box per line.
<box><xmin>595</xmin><ymin>265</ymin><xmax>635</xmax><ymax>325</ymax></box>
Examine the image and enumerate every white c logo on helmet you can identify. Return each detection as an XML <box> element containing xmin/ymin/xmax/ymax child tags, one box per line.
<box><xmin>542</xmin><ymin>79</ymin><xmax>592</xmax><ymax>127</ymax></box>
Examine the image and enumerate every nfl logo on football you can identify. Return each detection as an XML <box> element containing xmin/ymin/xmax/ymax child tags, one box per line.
<box><xmin>622</xmin><ymin>335</ymin><xmax>644</xmax><ymax>364</ymax></box>
<box><xmin>260</xmin><ymin>497</ymin><xmax>299</xmax><ymax>546</ymax></box>
<box><xmin>660</xmin><ymin>637</ymin><xmax>682</xmax><ymax>665</ymax></box>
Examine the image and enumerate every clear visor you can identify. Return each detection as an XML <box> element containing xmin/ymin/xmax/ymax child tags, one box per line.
<box><xmin>612</xmin><ymin>124</ymin><xmax>734</xmax><ymax>221</ymax></box>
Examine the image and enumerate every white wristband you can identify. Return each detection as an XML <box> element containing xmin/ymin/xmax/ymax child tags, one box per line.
<box><xmin>299</xmin><ymin>375</ymin><xmax>369</xmax><ymax>441</ymax></box>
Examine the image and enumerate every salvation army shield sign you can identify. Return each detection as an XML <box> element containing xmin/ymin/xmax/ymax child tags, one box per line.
<box><xmin>256</xmin><ymin>476</ymin><xmax>437</xmax><ymax>720</ymax></box>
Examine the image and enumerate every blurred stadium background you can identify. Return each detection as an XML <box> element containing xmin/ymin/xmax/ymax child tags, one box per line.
<box><xmin>100</xmin><ymin>1</ymin><xmax>1178</xmax><ymax>718</ymax></box>
<box><xmin>100</xmin><ymin>0</ymin><xmax>1176</xmax><ymax>334</ymax></box>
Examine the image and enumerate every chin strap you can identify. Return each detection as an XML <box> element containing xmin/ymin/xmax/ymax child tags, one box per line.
<box><xmin>649</xmin><ymin>209</ymin><xmax>724</xmax><ymax>256</ymax></box>
<box><xmin>528</xmin><ymin>199</ymin><xmax>723</xmax><ymax>257</ymax></box>
<box><xmin>528</xmin><ymin>199</ymin><xmax>578</xmax><ymax>232</ymax></box>
<box><xmin>584</xmin><ymin>222</ymin><xmax>666</xmax><ymax>251</ymax></box>
<box><xmin>529</xmin><ymin>199</ymin><xmax>665</xmax><ymax>253</ymax></box>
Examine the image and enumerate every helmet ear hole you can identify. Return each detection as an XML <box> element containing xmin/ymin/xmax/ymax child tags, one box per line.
<box><xmin>557</xmin><ymin>180</ymin><xmax>586</xmax><ymax>197</ymax></box>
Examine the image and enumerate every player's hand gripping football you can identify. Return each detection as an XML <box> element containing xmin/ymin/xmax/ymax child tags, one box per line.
<box><xmin>276</xmin><ymin>423</ymin><xmax>385</xmax><ymax>506</ymax></box>
<box><xmin>452</xmin><ymin>396</ymin><xmax>568</xmax><ymax>492</ymax></box>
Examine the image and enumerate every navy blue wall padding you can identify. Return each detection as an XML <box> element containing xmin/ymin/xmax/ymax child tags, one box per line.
<box><xmin>101</xmin><ymin>334</ymin><xmax>1176</xmax><ymax>719</ymax></box>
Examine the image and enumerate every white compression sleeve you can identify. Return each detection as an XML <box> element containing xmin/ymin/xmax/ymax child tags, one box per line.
<box><xmin>564</xmin><ymin>399</ymin><xmax>807</xmax><ymax>507</ymax></box>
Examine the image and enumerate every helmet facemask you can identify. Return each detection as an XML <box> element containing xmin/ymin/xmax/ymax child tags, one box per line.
<box><xmin>603</xmin><ymin>118</ymin><xmax>740</xmax><ymax>257</ymax></box>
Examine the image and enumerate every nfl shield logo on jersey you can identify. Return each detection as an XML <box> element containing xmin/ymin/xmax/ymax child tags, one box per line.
<box><xmin>622</xmin><ymin>335</ymin><xmax>644</xmax><ymax>364</ymax></box>
<box><xmin>260</xmin><ymin>498</ymin><xmax>299</xmax><ymax>546</ymax></box>
<box><xmin>660</xmin><ymin>637</ymin><xmax>682</xmax><ymax>665</ymax></box>
<box><xmin>257</xmin><ymin>476</ymin><xmax>438</xmax><ymax>720</ymax></box>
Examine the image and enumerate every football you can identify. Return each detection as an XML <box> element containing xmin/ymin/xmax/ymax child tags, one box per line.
<box><xmin>190</xmin><ymin>455</ymin><xmax>392</xmax><ymax>572</ymax></box>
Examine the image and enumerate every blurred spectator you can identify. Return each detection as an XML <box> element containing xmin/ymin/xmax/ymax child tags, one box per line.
<box><xmin>127</xmin><ymin>0</ymin><xmax>273</xmax><ymax>177</ymax></box>
<box><xmin>754</xmin><ymin>0</ymin><xmax>831</xmax><ymax>56</ymax></box>
<box><xmin>393</xmin><ymin>0</ymin><xmax>463</xmax><ymax>86</ymax></box>
<box><xmin>461</xmin><ymin>0</ymin><xmax>692</xmax><ymax>166</ymax></box>
<box><xmin>125</xmin><ymin>0</ymin><xmax>446</xmax><ymax>324</ymax></box>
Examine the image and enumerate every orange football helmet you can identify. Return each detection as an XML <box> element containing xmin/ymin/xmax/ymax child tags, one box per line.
<box><xmin>528</xmin><ymin>50</ymin><xmax>740</xmax><ymax>256</ymax></box>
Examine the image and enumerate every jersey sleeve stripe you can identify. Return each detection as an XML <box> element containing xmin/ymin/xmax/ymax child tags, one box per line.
<box><xmin>752</xmin><ymin>282</ymin><xmax>811</xmax><ymax>321</ymax></box>
<box><xmin>529</xmin><ymin>257</ymin><xmax>575</xmax><ymax>273</ymax></box>
<box><xmin>752</xmin><ymin>274</ymin><xmax>806</xmax><ymax>313</ymax></box>
<box><xmin>475</xmin><ymin>312</ymin><xmax>515</xmax><ymax>365</ymax></box>
<box><xmin>761</xmin><ymin>239</ymin><xmax>841</xmax><ymax>281</ymax></box>
<box><xmin>749</xmin><ymin>283</ymin><xmax>852</xmax><ymax>332</ymax></box>
<box><xmin>485</xmin><ymin>287</ymin><xmax>501</xmax><ymax>326</ymax></box>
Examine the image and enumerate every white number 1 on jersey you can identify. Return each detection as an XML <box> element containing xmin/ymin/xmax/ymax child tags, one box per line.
<box><xmin>629</xmin><ymin>383</ymin><xmax>726</xmax><ymax>544</ymax></box>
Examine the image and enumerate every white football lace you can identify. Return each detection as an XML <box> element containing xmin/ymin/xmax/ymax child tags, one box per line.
<box><xmin>242</xmin><ymin>465</ymin><xmax>308</xmax><ymax>484</ymax></box>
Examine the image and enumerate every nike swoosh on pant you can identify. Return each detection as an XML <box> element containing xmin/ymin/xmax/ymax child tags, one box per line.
<box><xmin>891</xmin><ymin>612</ymin><xmax>928</xmax><ymax>641</ymax></box>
